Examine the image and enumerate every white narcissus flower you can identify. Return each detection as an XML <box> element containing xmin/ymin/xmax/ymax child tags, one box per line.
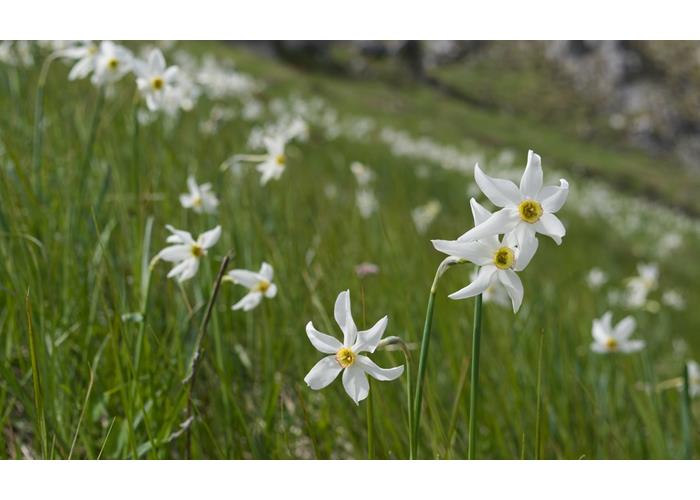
<box><xmin>304</xmin><ymin>290</ymin><xmax>404</xmax><ymax>405</ymax></box>
<box><xmin>459</xmin><ymin>150</ymin><xmax>569</xmax><ymax>248</ymax></box>
<box><xmin>179</xmin><ymin>175</ymin><xmax>219</xmax><ymax>214</ymax></box>
<box><xmin>134</xmin><ymin>48</ymin><xmax>179</xmax><ymax>112</ymax></box>
<box><xmin>432</xmin><ymin>198</ymin><xmax>538</xmax><ymax>313</ymax></box>
<box><xmin>227</xmin><ymin>262</ymin><xmax>277</xmax><ymax>311</ymax></box>
<box><xmin>256</xmin><ymin>137</ymin><xmax>288</xmax><ymax>185</ymax></box>
<box><xmin>625</xmin><ymin>263</ymin><xmax>659</xmax><ymax>308</ymax></box>
<box><xmin>350</xmin><ymin>161</ymin><xmax>375</xmax><ymax>186</ymax></box>
<box><xmin>155</xmin><ymin>225</ymin><xmax>221</xmax><ymax>282</ymax></box>
<box><xmin>59</xmin><ymin>41</ymin><xmax>99</xmax><ymax>81</ymax></box>
<box><xmin>590</xmin><ymin>312</ymin><xmax>645</xmax><ymax>354</ymax></box>
<box><xmin>585</xmin><ymin>267</ymin><xmax>608</xmax><ymax>290</ymax></box>
<box><xmin>92</xmin><ymin>41</ymin><xmax>133</xmax><ymax>86</ymax></box>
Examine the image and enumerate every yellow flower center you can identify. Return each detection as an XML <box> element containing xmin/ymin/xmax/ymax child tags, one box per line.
<box><xmin>336</xmin><ymin>347</ymin><xmax>356</xmax><ymax>368</ymax></box>
<box><xmin>493</xmin><ymin>247</ymin><xmax>515</xmax><ymax>270</ymax></box>
<box><xmin>275</xmin><ymin>154</ymin><xmax>286</xmax><ymax>167</ymax></box>
<box><xmin>518</xmin><ymin>199</ymin><xmax>543</xmax><ymax>224</ymax></box>
<box><xmin>605</xmin><ymin>338</ymin><xmax>618</xmax><ymax>351</ymax></box>
<box><xmin>191</xmin><ymin>244</ymin><xmax>204</xmax><ymax>257</ymax></box>
<box><xmin>151</xmin><ymin>76</ymin><xmax>164</xmax><ymax>90</ymax></box>
<box><xmin>108</xmin><ymin>58</ymin><xmax>119</xmax><ymax>70</ymax></box>
<box><xmin>192</xmin><ymin>195</ymin><xmax>203</xmax><ymax>207</ymax></box>
<box><xmin>254</xmin><ymin>280</ymin><xmax>270</xmax><ymax>293</ymax></box>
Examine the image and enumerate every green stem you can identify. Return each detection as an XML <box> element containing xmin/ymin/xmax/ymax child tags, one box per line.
<box><xmin>682</xmin><ymin>363</ymin><xmax>693</xmax><ymax>459</ymax></box>
<box><xmin>403</xmin><ymin>348</ymin><xmax>413</xmax><ymax>460</ymax></box>
<box><xmin>467</xmin><ymin>293</ymin><xmax>483</xmax><ymax>460</ymax></box>
<box><xmin>367</xmin><ymin>380</ymin><xmax>374</xmax><ymax>459</ymax></box>
<box><xmin>25</xmin><ymin>290</ymin><xmax>47</xmax><ymax>459</ymax></box>
<box><xmin>132</xmin><ymin>95</ymin><xmax>141</xmax><ymax>204</ymax></box>
<box><xmin>184</xmin><ymin>252</ymin><xmax>234</xmax><ymax>458</ymax></box>
<box><xmin>412</xmin><ymin>257</ymin><xmax>463</xmax><ymax>458</ymax></box>
<box><xmin>32</xmin><ymin>53</ymin><xmax>58</xmax><ymax>200</ymax></box>
<box><xmin>79</xmin><ymin>88</ymin><xmax>105</xmax><ymax>192</ymax></box>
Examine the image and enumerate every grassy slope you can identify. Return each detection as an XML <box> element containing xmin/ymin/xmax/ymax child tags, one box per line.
<box><xmin>0</xmin><ymin>41</ymin><xmax>698</xmax><ymax>459</ymax></box>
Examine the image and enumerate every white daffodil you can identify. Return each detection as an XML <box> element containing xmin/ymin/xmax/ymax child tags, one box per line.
<box><xmin>134</xmin><ymin>48</ymin><xmax>179</xmax><ymax>112</ymax></box>
<box><xmin>304</xmin><ymin>290</ymin><xmax>404</xmax><ymax>405</ymax></box>
<box><xmin>458</xmin><ymin>150</ymin><xmax>569</xmax><ymax>247</ymax></box>
<box><xmin>179</xmin><ymin>175</ymin><xmax>219</xmax><ymax>214</ymax></box>
<box><xmin>154</xmin><ymin>225</ymin><xmax>221</xmax><ymax>282</ymax></box>
<box><xmin>223</xmin><ymin>136</ymin><xmax>288</xmax><ymax>185</ymax></box>
<box><xmin>92</xmin><ymin>41</ymin><xmax>133</xmax><ymax>86</ymax></box>
<box><xmin>662</xmin><ymin>290</ymin><xmax>686</xmax><ymax>311</ymax></box>
<box><xmin>585</xmin><ymin>267</ymin><xmax>608</xmax><ymax>290</ymax></box>
<box><xmin>356</xmin><ymin>188</ymin><xmax>378</xmax><ymax>218</ymax></box>
<box><xmin>226</xmin><ymin>262</ymin><xmax>277</xmax><ymax>311</ymax></box>
<box><xmin>432</xmin><ymin>198</ymin><xmax>537</xmax><ymax>312</ymax></box>
<box><xmin>412</xmin><ymin>200</ymin><xmax>442</xmax><ymax>235</ymax></box>
<box><xmin>256</xmin><ymin>137</ymin><xmax>288</xmax><ymax>185</ymax></box>
<box><xmin>350</xmin><ymin>161</ymin><xmax>375</xmax><ymax>186</ymax></box>
<box><xmin>590</xmin><ymin>312</ymin><xmax>645</xmax><ymax>354</ymax></box>
<box><xmin>625</xmin><ymin>263</ymin><xmax>659</xmax><ymax>308</ymax></box>
<box><xmin>59</xmin><ymin>41</ymin><xmax>99</xmax><ymax>81</ymax></box>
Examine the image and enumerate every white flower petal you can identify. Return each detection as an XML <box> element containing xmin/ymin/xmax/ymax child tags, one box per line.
<box><xmin>533</xmin><ymin>213</ymin><xmax>566</xmax><ymax>245</ymax></box>
<box><xmin>304</xmin><ymin>356</ymin><xmax>342</xmax><ymax>390</ymax></box>
<box><xmin>356</xmin><ymin>355</ymin><xmax>404</xmax><ymax>381</ymax></box>
<box><xmin>538</xmin><ymin>179</ymin><xmax>569</xmax><ymax>213</ymax></box>
<box><xmin>458</xmin><ymin>207</ymin><xmax>520</xmax><ymax>242</ymax></box>
<box><xmin>232</xmin><ymin>291</ymin><xmax>263</xmax><ymax>311</ymax></box>
<box><xmin>197</xmin><ymin>225</ymin><xmax>221</xmax><ymax>249</ymax></box>
<box><xmin>259</xmin><ymin>262</ymin><xmax>274</xmax><ymax>281</ymax></box>
<box><xmin>334</xmin><ymin>290</ymin><xmax>357</xmax><ymax>347</ymax></box>
<box><xmin>474</xmin><ymin>164</ymin><xmax>521</xmax><ymax>208</ymax></box>
<box><xmin>165</xmin><ymin>225</ymin><xmax>195</xmax><ymax>245</ymax></box>
<box><xmin>619</xmin><ymin>340</ymin><xmax>645</xmax><ymax>353</ymax></box>
<box><xmin>520</xmin><ymin>150</ymin><xmax>543</xmax><ymax>198</ymax></box>
<box><xmin>469</xmin><ymin>197</ymin><xmax>492</xmax><ymax>226</ymax></box>
<box><xmin>265</xmin><ymin>283</ymin><xmax>277</xmax><ymax>298</ymax></box>
<box><xmin>432</xmin><ymin>239</ymin><xmax>492</xmax><ymax>265</ymax></box>
<box><xmin>498</xmin><ymin>269</ymin><xmax>524</xmax><ymax>313</ymax></box>
<box><xmin>342</xmin><ymin>365</ymin><xmax>369</xmax><ymax>405</ymax></box>
<box><xmin>613</xmin><ymin>316</ymin><xmax>636</xmax><ymax>340</ymax></box>
<box><xmin>514</xmin><ymin>233</ymin><xmax>539</xmax><ymax>272</ymax></box>
<box><xmin>156</xmin><ymin>244</ymin><xmax>191</xmax><ymax>263</ymax></box>
<box><xmin>352</xmin><ymin>316</ymin><xmax>388</xmax><ymax>354</ymax></box>
<box><xmin>306</xmin><ymin>321</ymin><xmax>343</xmax><ymax>354</ymax></box>
<box><xmin>228</xmin><ymin>270</ymin><xmax>261</xmax><ymax>288</ymax></box>
<box><xmin>448</xmin><ymin>265</ymin><xmax>497</xmax><ymax>300</ymax></box>
<box><xmin>176</xmin><ymin>257</ymin><xmax>199</xmax><ymax>282</ymax></box>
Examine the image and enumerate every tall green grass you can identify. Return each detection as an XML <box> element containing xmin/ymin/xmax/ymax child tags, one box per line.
<box><xmin>0</xmin><ymin>42</ymin><xmax>698</xmax><ymax>458</ymax></box>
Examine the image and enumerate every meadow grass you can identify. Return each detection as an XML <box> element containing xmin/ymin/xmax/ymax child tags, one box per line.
<box><xmin>0</xmin><ymin>41</ymin><xmax>699</xmax><ymax>459</ymax></box>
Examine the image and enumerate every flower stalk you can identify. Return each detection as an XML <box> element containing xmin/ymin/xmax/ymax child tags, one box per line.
<box><xmin>467</xmin><ymin>293</ymin><xmax>483</xmax><ymax>459</ymax></box>
<box><xmin>184</xmin><ymin>251</ymin><xmax>233</xmax><ymax>458</ymax></box>
<box><xmin>682</xmin><ymin>363</ymin><xmax>693</xmax><ymax>459</ymax></box>
<box><xmin>412</xmin><ymin>257</ymin><xmax>463</xmax><ymax>458</ymax></box>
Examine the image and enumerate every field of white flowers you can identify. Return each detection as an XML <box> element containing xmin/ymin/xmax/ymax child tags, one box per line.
<box><xmin>1</xmin><ymin>40</ymin><xmax>699</xmax><ymax>459</ymax></box>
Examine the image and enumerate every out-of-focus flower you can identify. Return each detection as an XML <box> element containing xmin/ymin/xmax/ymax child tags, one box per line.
<box><xmin>304</xmin><ymin>290</ymin><xmax>404</xmax><ymax>405</ymax></box>
<box><xmin>586</xmin><ymin>267</ymin><xmax>608</xmax><ymax>290</ymax></box>
<box><xmin>458</xmin><ymin>150</ymin><xmax>569</xmax><ymax>248</ymax></box>
<box><xmin>179</xmin><ymin>175</ymin><xmax>219</xmax><ymax>214</ymax></box>
<box><xmin>412</xmin><ymin>200</ymin><xmax>441</xmax><ymax>235</ymax></box>
<box><xmin>134</xmin><ymin>48</ymin><xmax>179</xmax><ymax>112</ymax></box>
<box><xmin>226</xmin><ymin>262</ymin><xmax>277</xmax><ymax>311</ymax></box>
<box><xmin>590</xmin><ymin>311</ymin><xmax>644</xmax><ymax>354</ymax></box>
<box><xmin>356</xmin><ymin>189</ymin><xmax>378</xmax><ymax>218</ymax></box>
<box><xmin>92</xmin><ymin>41</ymin><xmax>133</xmax><ymax>86</ymax></box>
<box><xmin>350</xmin><ymin>162</ymin><xmax>375</xmax><ymax>186</ymax></box>
<box><xmin>59</xmin><ymin>41</ymin><xmax>99</xmax><ymax>81</ymax></box>
<box><xmin>625</xmin><ymin>263</ymin><xmax>659</xmax><ymax>309</ymax></box>
<box><xmin>355</xmin><ymin>262</ymin><xmax>379</xmax><ymax>278</ymax></box>
<box><xmin>662</xmin><ymin>290</ymin><xmax>686</xmax><ymax>311</ymax></box>
<box><xmin>154</xmin><ymin>225</ymin><xmax>221</xmax><ymax>282</ymax></box>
